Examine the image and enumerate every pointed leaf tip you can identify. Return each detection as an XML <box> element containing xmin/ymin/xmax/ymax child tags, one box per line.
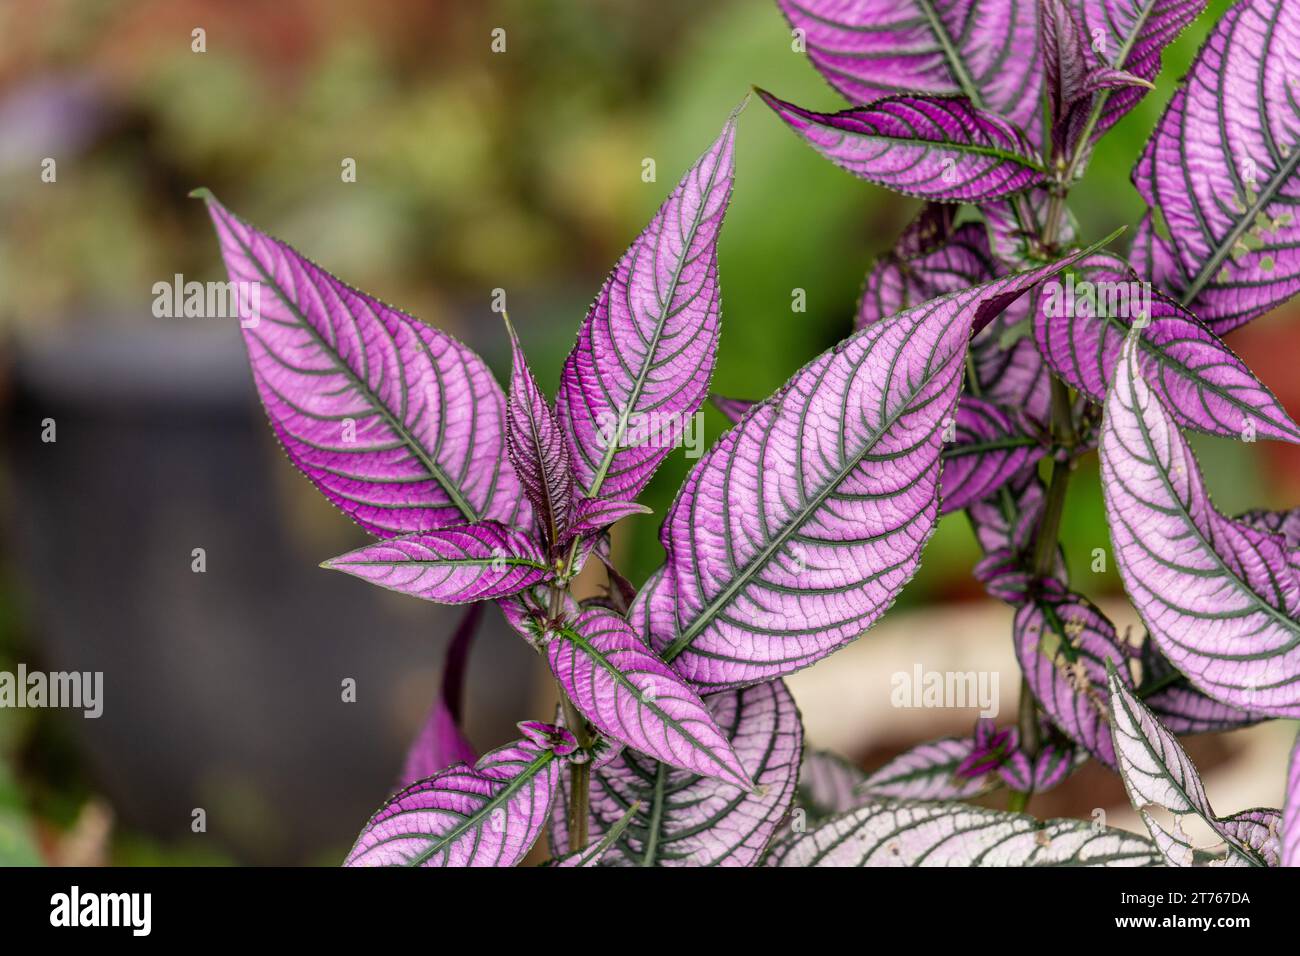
<box><xmin>195</xmin><ymin>196</ymin><xmax>529</xmax><ymax>537</ymax></box>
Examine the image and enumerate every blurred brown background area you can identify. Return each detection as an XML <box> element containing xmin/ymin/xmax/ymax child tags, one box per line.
<box><xmin>0</xmin><ymin>0</ymin><xmax>1293</xmax><ymax>865</ymax></box>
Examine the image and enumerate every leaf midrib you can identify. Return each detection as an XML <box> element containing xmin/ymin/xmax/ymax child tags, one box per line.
<box><xmin>1113</xmin><ymin>683</ymin><xmax>1265</xmax><ymax>867</ymax></box>
<box><xmin>661</xmin><ymin>352</ymin><xmax>947</xmax><ymax>661</ymax></box>
<box><xmin>560</xmin><ymin>625</ymin><xmax>737</xmax><ymax>784</ymax></box>
<box><xmin>404</xmin><ymin>750</ymin><xmax>554</xmax><ymax>866</ymax></box>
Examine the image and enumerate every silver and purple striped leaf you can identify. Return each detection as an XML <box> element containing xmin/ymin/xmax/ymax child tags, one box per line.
<box><xmin>1034</xmin><ymin>255</ymin><xmax>1300</xmax><ymax>443</ymax></box>
<box><xmin>709</xmin><ymin>394</ymin><xmax>757</xmax><ymax>427</ymax></box>
<box><xmin>767</xmin><ymin>798</ymin><xmax>1162</xmax><ymax>867</ymax></box>
<box><xmin>1130</xmin><ymin>0</ymin><xmax>1300</xmax><ymax>333</ymax></box>
<box><xmin>1100</xmin><ymin>336</ymin><xmax>1300</xmax><ymax>717</ymax></box>
<box><xmin>1217</xmin><ymin>809</ymin><xmax>1283</xmax><ymax>866</ymax></box>
<box><xmin>1014</xmin><ymin>588</ymin><xmax>1129</xmax><ymax>766</ymax></box>
<box><xmin>775</xmin><ymin>0</ymin><xmax>1044</xmax><ymax>142</ymax></box>
<box><xmin>194</xmin><ymin>190</ymin><xmax>526</xmax><ymax>538</ymax></box>
<box><xmin>940</xmin><ymin>396</ymin><xmax>1044</xmax><ymax>514</ymax></box>
<box><xmin>857</xmin><ymin>222</ymin><xmax>996</xmax><ymax>329</ymax></box>
<box><xmin>859</xmin><ymin>736</ymin><xmax>994</xmax><ymax>802</ymax></box>
<box><xmin>1136</xmin><ymin>635</ymin><xmax>1265</xmax><ymax>734</ymax></box>
<box><xmin>401</xmin><ymin>603</ymin><xmax>481</xmax><ymax>785</ymax></box>
<box><xmin>632</xmin><ymin>259</ymin><xmax>1089</xmax><ymax>692</ymax></box>
<box><xmin>556</xmin><ymin>112</ymin><xmax>736</xmax><ymax>501</ymax></box>
<box><xmin>552</xmin><ymin>680</ymin><xmax>802</xmax><ymax>866</ymax></box>
<box><xmin>797</xmin><ymin>749</ymin><xmax>868</xmax><ymax>821</ymax></box>
<box><xmin>504</xmin><ymin>316</ymin><xmax>573</xmax><ymax>547</ymax></box>
<box><xmin>759</xmin><ymin>91</ymin><xmax>1046</xmax><ymax>203</ymax></box>
<box><xmin>322</xmin><ymin>521</ymin><xmax>551</xmax><ymax>604</ymax></box>
<box><xmin>563</xmin><ymin>497</ymin><xmax>651</xmax><ymax>541</ymax></box>
<box><xmin>1108</xmin><ymin>667</ymin><xmax>1275</xmax><ymax>866</ymax></box>
<box><xmin>1077</xmin><ymin>0</ymin><xmax>1207</xmax><ymax>141</ymax></box>
<box><xmin>344</xmin><ymin>722</ymin><xmax>573</xmax><ymax>867</ymax></box>
<box><xmin>546</xmin><ymin>608</ymin><xmax>752</xmax><ymax>789</ymax></box>
<box><xmin>857</xmin><ymin>212</ymin><xmax>1052</xmax><ymax>422</ymax></box>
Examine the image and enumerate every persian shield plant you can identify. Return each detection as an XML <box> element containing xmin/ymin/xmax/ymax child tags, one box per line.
<box><xmin>197</xmin><ymin>0</ymin><xmax>1300</xmax><ymax>866</ymax></box>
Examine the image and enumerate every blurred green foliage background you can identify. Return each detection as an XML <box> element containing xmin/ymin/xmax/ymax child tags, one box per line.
<box><xmin>1</xmin><ymin>0</ymin><xmax>1295</xmax><ymax>864</ymax></box>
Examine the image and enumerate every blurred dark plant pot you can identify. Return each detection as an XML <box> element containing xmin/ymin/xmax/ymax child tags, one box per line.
<box><xmin>3</xmin><ymin>322</ymin><xmax>537</xmax><ymax>864</ymax></box>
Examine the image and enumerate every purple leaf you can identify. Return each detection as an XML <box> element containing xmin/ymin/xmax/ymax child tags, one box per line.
<box><xmin>503</xmin><ymin>316</ymin><xmax>574</xmax><ymax>547</ymax></box>
<box><xmin>556</xmin><ymin>112</ymin><xmax>736</xmax><ymax>501</ymax></box>
<box><xmin>1217</xmin><ymin>809</ymin><xmax>1283</xmax><ymax>867</ymax></box>
<box><xmin>1041</xmin><ymin>0</ymin><xmax>1095</xmax><ymax>155</ymax></box>
<box><xmin>1041</xmin><ymin>0</ymin><xmax>1153</xmax><ymax>158</ymax></box>
<box><xmin>551</xmin><ymin>680</ymin><xmax>802</xmax><ymax>866</ymax></box>
<box><xmin>344</xmin><ymin>722</ymin><xmax>573</xmax><ymax>867</ymax></box>
<box><xmin>857</xmin><ymin>213</ymin><xmax>1053</xmax><ymax>421</ymax></box>
<box><xmin>1238</xmin><ymin>507</ymin><xmax>1300</xmax><ymax>564</ymax></box>
<box><xmin>1239</xmin><ymin>508</ymin><xmax>1300</xmax><ymax>543</ymax></box>
<box><xmin>1143</xmin><ymin>681</ymin><xmax>1265</xmax><ymax>735</ymax></box>
<box><xmin>562</xmin><ymin>497</ymin><xmax>651</xmax><ymax>541</ymax></box>
<box><xmin>193</xmin><ymin>190</ymin><xmax>527</xmax><ymax>538</ymax></box>
<box><xmin>775</xmin><ymin>0</ymin><xmax>1044</xmax><ymax>142</ymax></box>
<box><xmin>709</xmin><ymin>394</ymin><xmax>756</xmax><ymax>426</ymax></box>
<box><xmin>1077</xmin><ymin>0</ymin><xmax>1207</xmax><ymax>140</ymax></box>
<box><xmin>1136</xmin><ymin>633</ymin><xmax>1266</xmax><ymax>734</ymax></box>
<box><xmin>1108</xmin><ymin>666</ymin><xmax>1275</xmax><ymax>866</ymax></box>
<box><xmin>1130</xmin><ymin>0</ymin><xmax>1300</xmax><ymax>333</ymax></box>
<box><xmin>1100</xmin><ymin>336</ymin><xmax>1300</xmax><ymax>717</ymax></box>
<box><xmin>1285</xmin><ymin>728</ymin><xmax>1300</xmax><ymax>866</ymax></box>
<box><xmin>632</xmin><ymin>258</ymin><xmax>1091</xmax><ymax>691</ymax></box>
<box><xmin>859</xmin><ymin>736</ymin><xmax>994</xmax><ymax>802</ymax></box>
<box><xmin>798</xmin><ymin>750</ymin><xmax>868</xmax><ymax>820</ymax></box>
<box><xmin>939</xmin><ymin>396</ymin><xmax>1045</xmax><ymax>514</ymax></box>
<box><xmin>968</xmin><ymin>470</ymin><xmax>1068</xmax><ymax>604</ymax></box>
<box><xmin>894</xmin><ymin>202</ymin><xmax>958</xmax><ymax>256</ymax></box>
<box><xmin>401</xmin><ymin>603</ymin><xmax>482</xmax><ymax>785</ymax></box>
<box><xmin>322</xmin><ymin>521</ymin><xmax>551</xmax><ymax>604</ymax></box>
<box><xmin>857</xmin><ymin>222</ymin><xmax>997</xmax><ymax>329</ymax></box>
<box><xmin>1034</xmin><ymin>255</ymin><xmax>1300</xmax><ymax>443</ymax></box>
<box><xmin>758</xmin><ymin>91</ymin><xmax>1046</xmax><ymax>203</ymax></box>
<box><xmin>955</xmin><ymin>719</ymin><xmax>1019</xmax><ymax>780</ymax></box>
<box><xmin>1014</xmin><ymin>588</ymin><xmax>1130</xmax><ymax>766</ymax></box>
<box><xmin>546</xmin><ymin>608</ymin><xmax>752</xmax><ymax>789</ymax></box>
<box><xmin>767</xmin><ymin>798</ymin><xmax>1161</xmax><ymax>867</ymax></box>
<box><xmin>1027</xmin><ymin>743</ymin><xmax>1078</xmax><ymax>792</ymax></box>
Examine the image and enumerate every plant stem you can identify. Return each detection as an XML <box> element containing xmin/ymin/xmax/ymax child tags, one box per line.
<box><xmin>1008</xmin><ymin>144</ymin><xmax>1082</xmax><ymax>806</ymax></box>
<box><xmin>1030</xmin><ymin>379</ymin><xmax>1077</xmax><ymax>579</ymax></box>
<box><xmin>547</xmin><ymin>572</ymin><xmax>595</xmax><ymax>851</ymax></box>
<box><xmin>558</xmin><ymin>685</ymin><xmax>593</xmax><ymax>851</ymax></box>
<box><xmin>1011</xmin><ymin>376</ymin><xmax>1077</xmax><ymax>810</ymax></box>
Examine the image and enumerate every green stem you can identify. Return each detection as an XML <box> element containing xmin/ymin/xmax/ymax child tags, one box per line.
<box><xmin>548</xmin><ymin>575</ymin><xmax>595</xmax><ymax>851</ymax></box>
<box><xmin>558</xmin><ymin>686</ymin><xmax>593</xmax><ymax>851</ymax></box>
<box><xmin>1007</xmin><ymin>133</ymin><xmax>1082</xmax><ymax>808</ymax></box>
